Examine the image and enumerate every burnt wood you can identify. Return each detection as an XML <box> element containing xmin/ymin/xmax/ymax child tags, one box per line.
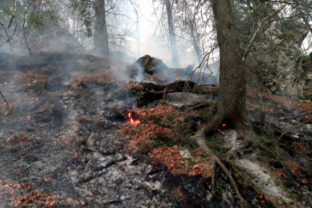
<box><xmin>129</xmin><ymin>80</ymin><xmax>218</xmax><ymax>107</ymax></box>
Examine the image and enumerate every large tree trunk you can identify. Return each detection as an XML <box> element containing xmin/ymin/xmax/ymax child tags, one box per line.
<box><xmin>94</xmin><ymin>0</ymin><xmax>109</xmax><ymax>56</ymax></box>
<box><xmin>165</xmin><ymin>0</ymin><xmax>179</xmax><ymax>67</ymax></box>
<box><xmin>204</xmin><ymin>0</ymin><xmax>248</xmax><ymax>135</ymax></box>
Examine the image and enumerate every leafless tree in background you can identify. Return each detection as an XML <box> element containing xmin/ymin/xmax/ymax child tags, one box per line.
<box><xmin>94</xmin><ymin>0</ymin><xmax>110</xmax><ymax>56</ymax></box>
<box><xmin>165</xmin><ymin>0</ymin><xmax>179</xmax><ymax>67</ymax></box>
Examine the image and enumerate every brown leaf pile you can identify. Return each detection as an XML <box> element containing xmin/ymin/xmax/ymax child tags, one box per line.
<box><xmin>148</xmin><ymin>146</ymin><xmax>213</xmax><ymax>177</ymax></box>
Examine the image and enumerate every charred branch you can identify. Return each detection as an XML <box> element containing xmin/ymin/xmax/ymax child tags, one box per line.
<box><xmin>129</xmin><ymin>80</ymin><xmax>218</xmax><ymax>107</ymax></box>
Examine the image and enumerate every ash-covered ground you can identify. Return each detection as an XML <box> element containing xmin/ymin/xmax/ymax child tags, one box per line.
<box><xmin>0</xmin><ymin>52</ymin><xmax>226</xmax><ymax>208</ymax></box>
<box><xmin>0</xmin><ymin>52</ymin><xmax>311</xmax><ymax>208</ymax></box>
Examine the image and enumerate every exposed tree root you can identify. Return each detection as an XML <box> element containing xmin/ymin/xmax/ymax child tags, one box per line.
<box><xmin>193</xmin><ymin>131</ymin><xmax>249</xmax><ymax>208</ymax></box>
<box><xmin>202</xmin><ymin>102</ymin><xmax>253</xmax><ymax>148</ymax></box>
<box><xmin>203</xmin><ymin>113</ymin><xmax>223</xmax><ymax>136</ymax></box>
<box><xmin>230</xmin><ymin>161</ymin><xmax>294</xmax><ymax>208</ymax></box>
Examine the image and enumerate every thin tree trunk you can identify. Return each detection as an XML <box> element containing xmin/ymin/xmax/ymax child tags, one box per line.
<box><xmin>94</xmin><ymin>0</ymin><xmax>109</xmax><ymax>56</ymax></box>
<box><xmin>165</xmin><ymin>0</ymin><xmax>179</xmax><ymax>67</ymax></box>
<box><xmin>204</xmin><ymin>0</ymin><xmax>248</xmax><ymax>135</ymax></box>
<box><xmin>23</xmin><ymin>1</ymin><xmax>35</xmax><ymax>55</ymax></box>
<box><xmin>22</xmin><ymin>23</ymin><xmax>32</xmax><ymax>55</ymax></box>
<box><xmin>134</xmin><ymin>8</ymin><xmax>140</xmax><ymax>56</ymax></box>
<box><xmin>189</xmin><ymin>19</ymin><xmax>202</xmax><ymax>63</ymax></box>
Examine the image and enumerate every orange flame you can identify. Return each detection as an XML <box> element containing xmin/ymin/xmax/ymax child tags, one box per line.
<box><xmin>128</xmin><ymin>112</ymin><xmax>140</xmax><ymax>126</ymax></box>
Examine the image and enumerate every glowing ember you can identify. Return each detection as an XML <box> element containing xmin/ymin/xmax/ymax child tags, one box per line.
<box><xmin>218</xmin><ymin>123</ymin><xmax>227</xmax><ymax>132</ymax></box>
<box><xmin>128</xmin><ymin>112</ymin><xmax>140</xmax><ymax>126</ymax></box>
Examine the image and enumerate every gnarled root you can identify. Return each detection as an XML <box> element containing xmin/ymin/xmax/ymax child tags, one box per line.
<box><xmin>192</xmin><ymin>131</ymin><xmax>249</xmax><ymax>208</ymax></box>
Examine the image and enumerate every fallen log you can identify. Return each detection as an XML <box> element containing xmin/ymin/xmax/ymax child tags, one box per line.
<box><xmin>128</xmin><ymin>80</ymin><xmax>218</xmax><ymax>107</ymax></box>
<box><xmin>129</xmin><ymin>79</ymin><xmax>311</xmax><ymax>141</ymax></box>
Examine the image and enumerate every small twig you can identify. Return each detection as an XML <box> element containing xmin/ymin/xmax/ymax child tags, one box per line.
<box><xmin>296</xmin><ymin>150</ymin><xmax>312</xmax><ymax>162</ymax></box>
<box><xmin>293</xmin><ymin>0</ymin><xmax>312</xmax><ymax>33</ymax></box>
<box><xmin>0</xmin><ymin>90</ymin><xmax>10</xmax><ymax>113</ymax></box>
<box><xmin>277</xmin><ymin>119</ymin><xmax>308</xmax><ymax>141</ymax></box>
<box><xmin>0</xmin><ymin>0</ymin><xmax>18</xmax><ymax>46</ymax></box>
<box><xmin>211</xmin><ymin>162</ymin><xmax>216</xmax><ymax>195</ymax></box>
<box><xmin>259</xmin><ymin>143</ymin><xmax>280</xmax><ymax>160</ymax></box>
<box><xmin>189</xmin><ymin>44</ymin><xmax>218</xmax><ymax>81</ymax></box>
<box><xmin>0</xmin><ymin>21</ymin><xmax>16</xmax><ymax>43</ymax></box>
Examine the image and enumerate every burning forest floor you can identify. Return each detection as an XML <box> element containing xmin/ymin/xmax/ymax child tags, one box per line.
<box><xmin>0</xmin><ymin>52</ymin><xmax>311</xmax><ymax>207</ymax></box>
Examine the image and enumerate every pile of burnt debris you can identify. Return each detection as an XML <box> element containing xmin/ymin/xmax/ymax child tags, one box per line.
<box><xmin>0</xmin><ymin>52</ymin><xmax>311</xmax><ymax>207</ymax></box>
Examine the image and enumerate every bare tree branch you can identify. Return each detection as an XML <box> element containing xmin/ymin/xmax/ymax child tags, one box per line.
<box><xmin>242</xmin><ymin>4</ymin><xmax>286</xmax><ymax>61</ymax></box>
<box><xmin>188</xmin><ymin>44</ymin><xmax>218</xmax><ymax>83</ymax></box>
<box><xmin>8</xmin><ymin>0</ymin><xmax>17</xmax><ymax>29</ymax></box>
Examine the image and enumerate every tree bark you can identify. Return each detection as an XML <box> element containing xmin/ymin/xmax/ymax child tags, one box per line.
<box><xmin>204</xmin><ymin>0</ymin><xmax>248</xmax><ymax>135</ymax></box>
<box><xmin>94</xmin><ymin>0</ymin><xmax>109</xmax><ymax>56</ymax></box>
<box><xmin>165</xmin><ymin>0</ymin><xmax>179</xmax><ymax>67</ymax></box>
